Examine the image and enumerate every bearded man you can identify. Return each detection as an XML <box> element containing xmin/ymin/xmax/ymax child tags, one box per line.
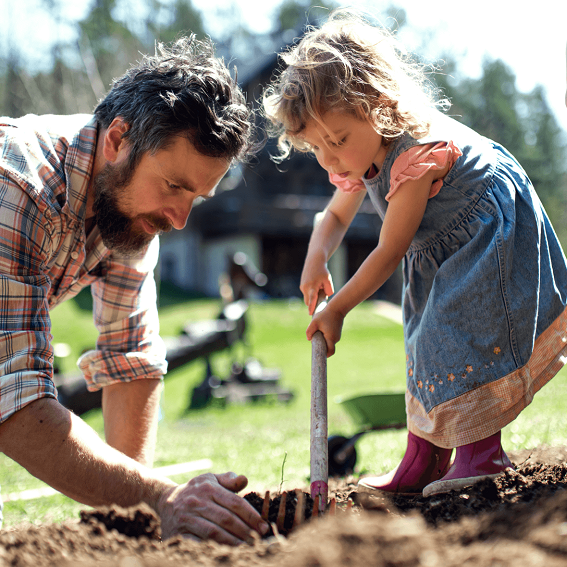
<box><xmin>0</xmin><ymin>35</ymin><xmax>268</xmax><ymax>544</ymax></box>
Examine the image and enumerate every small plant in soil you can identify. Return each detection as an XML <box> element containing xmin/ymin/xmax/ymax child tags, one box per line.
<box><xmin>244</xmin><ymin>489</ymin><xmax>349</xmax><ymax>537</ymax></box>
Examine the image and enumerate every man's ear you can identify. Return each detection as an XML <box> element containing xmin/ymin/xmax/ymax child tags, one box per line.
<box><xmin>102</xmin><ymin>117</ymin><xmax>130</xmax><ymax>163</ymax></box>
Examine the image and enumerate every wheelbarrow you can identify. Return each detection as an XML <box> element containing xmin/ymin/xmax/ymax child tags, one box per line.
<box><xmin>328</xmin><ymin>392</ymin><xmax>407</xmax><ymax>476</ymax></box>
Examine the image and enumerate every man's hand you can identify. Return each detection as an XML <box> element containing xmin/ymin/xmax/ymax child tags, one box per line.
<box><xmin>0</xmin><ymin>399</ymin><xmax>267</xmax><ymax>545</ymax></box>
<box><xmin>157</xmin><ymin>472</ymin><xmax>269</xmax><ymax>544</ymax></box>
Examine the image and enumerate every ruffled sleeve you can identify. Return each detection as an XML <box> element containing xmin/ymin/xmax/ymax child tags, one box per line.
<box><xmin>385</xmin><ymin>141</ymin><xmax>462</xmax><ymax>201</ymax></box>
<box><xmin>328</xmin><ymin>173</ymin><xmax>366</xmax><ymax>194</ymax></box>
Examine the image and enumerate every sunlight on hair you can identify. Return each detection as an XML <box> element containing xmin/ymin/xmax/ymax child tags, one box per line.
<box><xmin>263</xmin><ymin>8</ymin><xmax>449</xmax><ymax>163</ymax></box>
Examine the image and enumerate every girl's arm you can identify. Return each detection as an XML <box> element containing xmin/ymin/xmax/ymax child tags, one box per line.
<box><xmin>300</xmin><ymin>188</ymin><xmax>367</xmax><ymax>314</ymax></box>
<box><xmin>309</xmin><ymin>168</ymin><xmax>443</xmax><ymax>356</ymax></box>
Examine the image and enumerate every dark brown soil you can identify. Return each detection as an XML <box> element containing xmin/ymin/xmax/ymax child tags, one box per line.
<box><xmin>3</xmin><ymin>445</ymin><xmax>567</xmax><ymax>566</ymax></box>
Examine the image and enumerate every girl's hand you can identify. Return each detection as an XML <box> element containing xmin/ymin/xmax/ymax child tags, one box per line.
<box><xmin>300</xmin><ymin>189</ymin><xmax>364</xmax><ymax>316</ymax></box>
<box><xmin>306</xmin><ymin>303</ymin><xmax>345</xmax><ymax>357</ymax></box>
<box><xmin>300</xmin><ymin>256</ymin><xmax>334</xmax><ymax>316</ymax></box>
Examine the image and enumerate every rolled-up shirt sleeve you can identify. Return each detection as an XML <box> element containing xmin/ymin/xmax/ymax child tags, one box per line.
<box><xmin>0</xmin><ymin>115</ymin><xmax>168</xmax><ymax>423</ymax></box>
<box><xmin>78</xmin><ymin>237</ymin><xmax>167</xmax><ymax>391</ymax></box>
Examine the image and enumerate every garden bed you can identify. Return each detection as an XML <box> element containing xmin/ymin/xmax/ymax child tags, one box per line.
<box><xmin>3</xmin><ymin>445</ymin><xmax>567</xmax><ymax>566</ymax></box>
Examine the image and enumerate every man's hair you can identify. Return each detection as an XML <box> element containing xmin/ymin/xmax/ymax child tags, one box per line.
<box><xmin>94</xmin><ymin>35</ymin><xmax>255</xmax><ymax>171</ymax></box>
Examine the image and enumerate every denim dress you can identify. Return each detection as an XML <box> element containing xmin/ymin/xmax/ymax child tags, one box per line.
<box><xmin>362</xmin><ymin>112</ymin><xmax>567</xmax><ymax>447</ymax></box>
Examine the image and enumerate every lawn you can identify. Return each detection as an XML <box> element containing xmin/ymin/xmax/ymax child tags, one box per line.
<box><xmin>2</xmin><ymin>288</ymin><xmax>567</xmax><ymax>527</ymax></box>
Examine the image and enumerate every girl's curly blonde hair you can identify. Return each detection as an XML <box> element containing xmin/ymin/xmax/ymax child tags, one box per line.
<box><xmin>263</xmin><ymin>9</ymin><xmax>447</xmax><ymax>161</ymax></box>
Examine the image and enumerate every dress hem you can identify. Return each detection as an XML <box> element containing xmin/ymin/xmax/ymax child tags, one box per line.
<box><xmin>406</xmin><ymin>304</ymin><xmax>567</xmax><ymax>448</ymax></box>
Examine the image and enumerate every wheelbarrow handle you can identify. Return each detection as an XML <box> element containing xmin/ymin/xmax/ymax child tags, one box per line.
<box><xmin>310</xmin><ymin>290</ymin><xmax>328</xmax><ymax>511</ymax></box>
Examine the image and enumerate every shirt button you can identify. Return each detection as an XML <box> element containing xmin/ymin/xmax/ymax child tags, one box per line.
<box><xmin>71</xmin><ymin>251</ymin><xmax>79</xmax><ymax>259</ymax></box>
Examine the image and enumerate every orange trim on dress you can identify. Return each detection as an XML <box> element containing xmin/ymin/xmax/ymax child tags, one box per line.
<box><xmin>406</xmin><ymin>304</ymin><xmax>567</xmax><ymax>448</ymax></box>
<box><xmin>385</xmin><ymin>141</ymin><xmax>462</xmax><ymax>201</ymax></box>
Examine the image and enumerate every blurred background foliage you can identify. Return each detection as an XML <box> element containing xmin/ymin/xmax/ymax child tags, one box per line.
<box><xmin>1</xmin><ymin>0</ymin><xmax>566</xmax><ymax>245</ymax></box>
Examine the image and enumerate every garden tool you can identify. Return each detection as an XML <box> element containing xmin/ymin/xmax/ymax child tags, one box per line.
<box><xmin>310</xmin><ymin>290</ymin><xmax>328</xmax><ymax>512</ymax></box>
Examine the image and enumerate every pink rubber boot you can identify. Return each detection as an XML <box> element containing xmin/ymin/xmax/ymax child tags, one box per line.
<box><xmin>357</xmin><ymin>431</ymin><xmax>453</xmax><ymax>496</ymax></box>
<box><xmin>422</xmin><ymin>431</ymin><xmax>514</xmax><ymax>497</ymax></box>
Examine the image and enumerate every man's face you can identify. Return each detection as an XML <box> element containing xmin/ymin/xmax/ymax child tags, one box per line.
<box><xmin>92</xmin><ymin>136</ymin><xmax>230</xmax><ymax>256</ymax></box>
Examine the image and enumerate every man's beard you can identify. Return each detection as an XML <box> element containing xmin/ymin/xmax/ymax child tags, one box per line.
<box><xmin>91</xmin><ymin>161</ymin><xmax>172</xmax><ymax>257</ymax></box>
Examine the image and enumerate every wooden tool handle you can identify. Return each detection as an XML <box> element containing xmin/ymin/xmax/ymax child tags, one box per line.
<box><xmin>310</xmin><ymin>290</ymin><xmax>328</xmax><ymax>511</ymax></box>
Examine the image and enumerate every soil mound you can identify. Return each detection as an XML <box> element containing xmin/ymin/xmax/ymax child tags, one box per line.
<box><xmin>3</xmin><ymin>446</ymin><xmax>567</xmax><ymax>566</ymax></box>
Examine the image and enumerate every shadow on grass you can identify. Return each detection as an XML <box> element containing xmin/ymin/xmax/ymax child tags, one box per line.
<box><xmin>70</xmin><ymin>281</ymin><xmax>209</xmax><ymax>311</ymax></box>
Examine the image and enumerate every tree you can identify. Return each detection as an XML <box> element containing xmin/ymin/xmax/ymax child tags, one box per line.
<box><xmin>275</xmin><ymin>0</ymin><xmax>338</xmax><ymax>32</ymax></box>
<box><xmin>145</xmin><ymin>0</ymin><xmax>206</xmax><ymax>44</ymax></box>
<box><xmin>2</xmin><ymin>51</ymin><xmax>29</xmax><ymax>118</ymax></box>
<box><xmin>78</xmin><ymin>0</ymin><xmax>145</xmax><ymax>92</ymax></box>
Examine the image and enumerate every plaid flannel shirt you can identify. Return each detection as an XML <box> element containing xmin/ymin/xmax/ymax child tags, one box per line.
<box><xmin>0</xmin><ymin>114</ymin><xmax>167</xmax><ymax>424</ymax></box>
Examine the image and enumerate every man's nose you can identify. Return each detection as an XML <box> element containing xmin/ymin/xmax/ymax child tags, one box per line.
<box><xmin>164</xmin><ymin>201</ymin><xmax>192</xmax><ymax>230</ymax></box>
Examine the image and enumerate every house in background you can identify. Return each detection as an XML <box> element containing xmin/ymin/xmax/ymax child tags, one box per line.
<box><xmin>158</xmin><ymin>37</ymin><xmax>402</xmax><ymax>305</ymax></box>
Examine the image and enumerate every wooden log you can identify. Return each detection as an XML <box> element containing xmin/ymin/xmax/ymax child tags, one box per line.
<box><xmin>312</xmin><ymin>495</ymin><xmax>320</xmax><ymax>519</ymax></box>
<box><xmin>276</xmin><ymin>492</ymin><xmax>287</xmax><ymax>532</ymax></box>
<box><xmin>261</xmin><ymin>491</ymin><xmax>270</xmax><ymax>522</ymax></box>
<box><xmin>293</xmin><ymin>490</ymin><xmax>304</xmax><ymax>528</ymax></box>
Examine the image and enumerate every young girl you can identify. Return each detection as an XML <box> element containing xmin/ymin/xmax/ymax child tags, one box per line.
<box><xmin>263</xmin><ymin>9</ymin><xmax>567</xmax><ymax>497</ymax></box>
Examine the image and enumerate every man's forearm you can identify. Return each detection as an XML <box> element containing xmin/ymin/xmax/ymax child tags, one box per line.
<box><xmin>0</xmin><ymin>397</ymin><xmax>175</xmax><ymax>510</ymax></box>
<box><xmin>102</xmin><ymin>378</ymin><xmax>162</xmax><ymax>467</ymax></box>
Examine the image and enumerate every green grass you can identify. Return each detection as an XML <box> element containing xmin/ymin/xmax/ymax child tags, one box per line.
<box><xmin>3</xmin><ymin>288</ymin><xmax>567</xmax><ymax>528</ymax></box>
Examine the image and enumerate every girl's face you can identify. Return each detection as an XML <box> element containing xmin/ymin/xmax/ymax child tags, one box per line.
<box><xmin>299</xmin><ymin>110</ymin><xmax>387</xmax><ymax>180</ymax></box>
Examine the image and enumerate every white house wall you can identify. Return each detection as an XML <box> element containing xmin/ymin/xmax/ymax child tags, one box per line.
<box><xmin>158</xmin><ymin>228</ymin><xmax>349</xmax><ymax>300</ymax></box>
<box><xmin>328</xmin><ymin>243</ymin><xmax>347</xmax><ymax>293</ymax></box>
<box><xmin>201</xmin><ymin>235</ymin><xmax>262</xmax><ymax>297</ymax></box>
<box><xmin>157</xmin><ymin>229</ymin><xmax>203</xmax><ymax>292</ymax></box>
